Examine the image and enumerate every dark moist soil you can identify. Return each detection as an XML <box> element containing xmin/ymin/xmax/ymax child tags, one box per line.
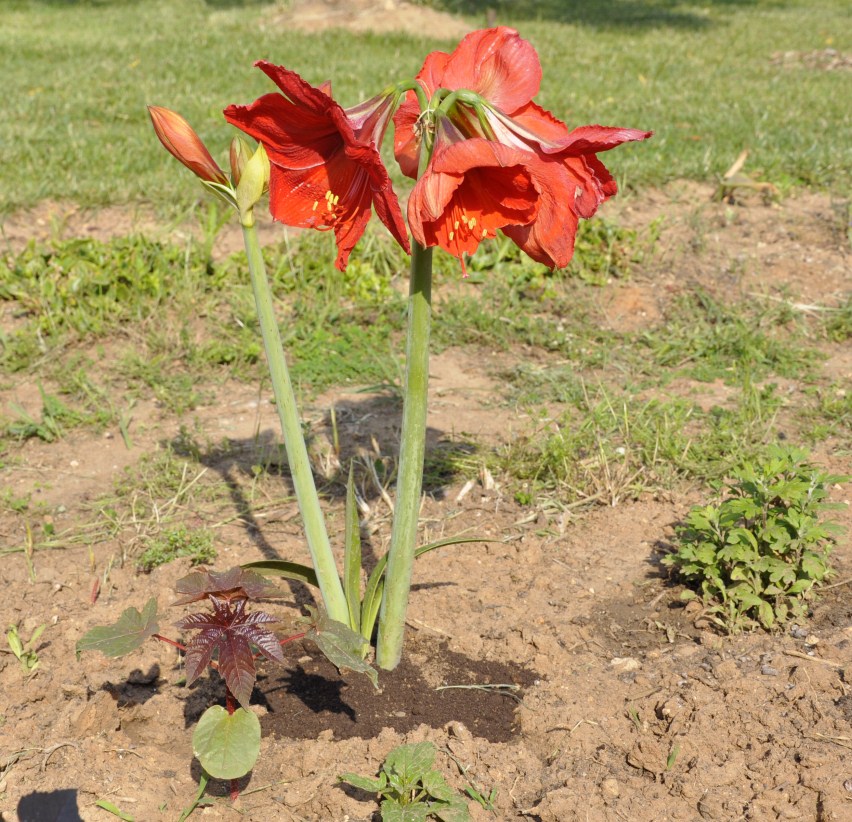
<box><xmin>259</xmin><ymin>633</ymin><xmax>539</xmax><ymax>742</ymax></box>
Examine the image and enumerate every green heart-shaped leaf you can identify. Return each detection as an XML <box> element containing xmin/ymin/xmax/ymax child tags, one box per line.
<box><xmin>192</xmin><ymin>706</ymin><xmax>260</xmax><ymax>780</ymax></box>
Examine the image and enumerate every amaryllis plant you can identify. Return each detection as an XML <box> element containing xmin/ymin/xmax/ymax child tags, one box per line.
<box><xmin>148</xmin><ymin>27</ymin><xmax>650</xmax><ymax>671</ymax></box>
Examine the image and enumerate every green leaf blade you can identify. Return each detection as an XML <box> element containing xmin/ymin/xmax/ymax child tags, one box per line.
<box><xmin>241</xmin><ymin>559</ymin><xmax>320</xmax><ymax>589</ymax></box>
<box><xmin>339</xmin><ymin>772</ymin><xmax>385</xmax><ymax>793</ymax></box>
<box><xmin>380</xmin><ymin>800</ymin><xmax>431</xmax><ymax>822</ymax></box>
<box><xmin>307</xmin><ymin>610</ymin><xmax>378</xmax><ymax>689</ymax></box>
<box><xmin>343</xmin><ymin>465</ymin><xmax>362</xmax><ymax>633</ymax></box>
<box><xmin>76</xmin><ymin>597</ymin><xmax>159</xmax><ymax>660</ymax></box>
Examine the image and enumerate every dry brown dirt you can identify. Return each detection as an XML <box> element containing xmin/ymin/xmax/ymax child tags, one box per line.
<box><xmin>0</xmin><ymin>182</ymin><xmax>850</xmax><ymax>821</ymax></box>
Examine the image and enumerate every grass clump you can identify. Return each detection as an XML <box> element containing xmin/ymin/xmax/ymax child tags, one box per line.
<box><xmin>137</xmin><ymin>525</ymin><xmax>216</xmax><ymax>571</ymax></box>
<box><xmin>638</xmin><ymin>288</ymin><xmax>818</xmax><ymax>383</ymax></box>
<box><xmin>0</xmin><ymin>235</ymin><xmax>210</xmax><ymax>372</ymax></box>
<box><xmin>662</xmin><ymin>445</ymin><xmax>846</xmax><ymax>633</ymax></box>
<box><xmin>497</xmin><ymin>379</ymin><xmax>786</xmax><ymax>505</ymax></box>
<box><xmin>4</xmin><ymin>382</ymin><xmax>113</xmax><ymax>443</ymax></box>
<box><xmin>823</xmin><ymin>297</ymin><xmax>852</xmax><ymax>343</ymax></box>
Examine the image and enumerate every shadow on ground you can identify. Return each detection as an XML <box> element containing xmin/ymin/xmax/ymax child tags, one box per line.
<box><xmin>436</xmin><ymin>0</ymin><xmax>761</xmax><ymax>29</ymax></box>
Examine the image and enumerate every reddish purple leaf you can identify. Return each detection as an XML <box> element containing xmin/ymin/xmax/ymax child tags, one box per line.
<box><xmin>175</xmin><ymin>612</ymin><xmax>224</xmax><ymax>631</ymax></box>
<box><xmin>232</xmin><ymin>613</ymin><xmax>285</xmax><ymax>664</ymax></box>
<box><xmin>184</xmin><ymin>629</ymin><xmax>222</xmax><ymax>686</ymax></box>
<box><xmin>174</xmin><ymin>566</ymin><xmax>278</xmax><ymax>605</ymax></box>
<box><xmin>174</xmin><ymin>597</ymin><xmax>282</xmax><ymax>707</ymax></box>
<box><xmin>217</xmin><ymin>631</ymin><xmax>256</xmax><ymax>708</ymax></box>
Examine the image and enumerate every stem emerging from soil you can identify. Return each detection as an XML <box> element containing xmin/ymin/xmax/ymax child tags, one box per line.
<box><xmin>376</xmin><ymin>239</ymin><xmax>433</xmax><ymax>670</ymax></box>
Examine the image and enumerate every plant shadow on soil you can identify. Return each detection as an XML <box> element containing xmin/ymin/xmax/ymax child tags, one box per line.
<box><xmin>177</xmin><ymin>631</ymin><xmax>537</xmax><ymax>742</ymax></box>
<box><xmin>258</xmin><ymin>631</ymin><xmax>539</xmax><ymax>743</ymax></box>
<box><xmin>166</xmin><ymin>392</ymin><xmax>477</xmax><ymax>580</ymax></box>
<box><xmin>175</xmin><ymin>630</ymin><xmax>538</xmax><ymax>799</ymax></box>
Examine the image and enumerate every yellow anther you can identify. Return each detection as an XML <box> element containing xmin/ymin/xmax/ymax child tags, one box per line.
<box><xmin>333</xmin><ymin>194</ymin><xmax>339</xmax><ymax>205</ymax></box>
<box><xmin>312</xmin><ymin>200</ymin><xmax>319</xmax><ymax>211</ymax></box>
<box><xmin>449</xmin><ymin>231</ymin><xmax>455</xmax><ymax>241</ymax></box>
<box><xmin>482</xmin><ymin>228</ymin><xmax>488</xmax><ymax>238</ymax></box>
<box><xmin>469</xmin><ymin>217</ymin><xmax>477</xmax><ymax>228</ymax></box>
<box><xmin>454</xmin><ymin>220</ymin><xmax>460</xmax><ymax>230</ymax></box>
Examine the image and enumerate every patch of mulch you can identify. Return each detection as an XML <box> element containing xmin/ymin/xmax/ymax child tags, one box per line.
<box><xmin>259</xmin><ymin>633</ymin><xmax>539</xmax><ymax>742</ymax></box>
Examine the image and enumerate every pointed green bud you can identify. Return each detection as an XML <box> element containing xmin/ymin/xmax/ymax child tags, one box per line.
<box><xmin>236</xmin><ymin>143</ymin><xmax>271</xmax><ymax>227</ymax></box>
<box><xmin>229</xmin><ymin>136</ymin><xmax>253</xmax><ymax>187</ymax></box>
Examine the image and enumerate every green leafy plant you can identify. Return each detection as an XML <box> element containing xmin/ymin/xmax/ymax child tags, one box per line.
<box><xmin>5</xmin><ymin>623</ymin><xmax>45</xmax><ymax>675</ymax></box>
<box><xmin>76</xmin><ymin>566</ymin><xmax>374</xmax><ymax>800</ymax></box>
<box><xmin>663</xmin><ymin>445</ymin><xmax>847</xmax><ymax>633</ymax></box>
<box><xmin>340</xmin><ymin>741</ymin><xmax>471</xmax><ymax>821</ymax></box>
<box><xmin>137</xmin><ymin>525</ymin><xmax>217</xmax><ymax>571</ymax></box>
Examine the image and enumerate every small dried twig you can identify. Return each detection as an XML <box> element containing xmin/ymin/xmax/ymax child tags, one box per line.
<box><xmin>106</xmin><ymin>748</ymin><xmax>144</xmax><ymax>760</ymax></box>
<box><xmin>363</xmin><ymin>455</ymin><xmax>395</xmax><ymax>514</ymax></box>
<box><xmin>435</xmin><ymin>683</ymin><xmax>525</xmax><ymax>705</ymax></box>
<box><xmin>406</xmin><ymin>617</ymin><xmax>451</xmax><ymax>637</ymax></box>
<box><xmin>41</xmin><ymin>741</ymin><xmax>79</xmax><ymax>772</ymax></box>
<box><xmin>823</xmin><ymin>576</ymin><xmax>852</xmax><ymax>591</ymax></box>
<box><xmin>808</xmin><ymin>733</ymin><xmax>852</xmax><ymax>751</ymax></box>
<box><xmin>783</xmin><ymin>650</ymin><xmax>843</xmax><ymax>668</ymax></box>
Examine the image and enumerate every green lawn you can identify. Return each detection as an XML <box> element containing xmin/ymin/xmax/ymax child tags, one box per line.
<box><xmin>1</xmin><ymin>0</ymin><xmax>849</xmax><ymax>214</ymax></box>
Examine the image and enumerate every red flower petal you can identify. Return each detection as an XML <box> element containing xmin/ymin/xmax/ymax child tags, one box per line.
<box><xmin>409</xmin><ymin>138</ymin><xmax>540</xmax><ymax>262</ymax></box>
<box><xmin>225</xmin><ymin>62</ymin><xmax>409</xmax><ymax>270</ymax></box>
<box><xmin>440</xmin><ymin>27</ymin><xmax>542</xmax><ymax>115</ymax></box>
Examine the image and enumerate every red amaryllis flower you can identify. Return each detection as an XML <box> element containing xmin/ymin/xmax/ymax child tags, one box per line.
<box><xmin>408</xmin><ymin>121</ymin><xmax>542</xmax><ymax>270</ymax></box>
<box><xmin>396</xmin><ymin>27</ymin><xmax>651</xmax><ymax>269</ymax></box>
<box><xmin>394</xmin><ymin>27</ymin><xmax>542</xmax><ymax>178</ymax></box>
<box><xmin>224</xmin><ymin>62</ymin><xmax>409</xmax><ymax>271</ymax></box>
<box><xmin>148</xmin><ymin>106</ymin><xmax>229</xmax><ymax>185</ymax></box>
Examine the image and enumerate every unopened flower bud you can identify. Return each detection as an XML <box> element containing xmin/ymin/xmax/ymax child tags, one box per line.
<box><xmin>147</xmin><ymin>105</ymin><xmax>228</xmax><ymax>185</ymax></box>
<box><xmin>236</xmin><ymin>143</ymin><xmax>271</xmax><ymax>226</ymax></box>
<box><xmin>229</xmin><ymin>136</ymin><xmax>253</xmax><ymax>186</ymax></box>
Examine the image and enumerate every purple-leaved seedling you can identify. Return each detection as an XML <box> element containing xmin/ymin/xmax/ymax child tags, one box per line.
<box><xmin>77</xmin><ymin>566</ymin><xmax>374</xmax><ymax>800</ymax></box>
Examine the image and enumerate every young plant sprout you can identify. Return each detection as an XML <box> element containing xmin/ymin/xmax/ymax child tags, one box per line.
<box><xmin>147</xmin><ymin>27</ymin><xmax>650</xmax><ymax>672</ymax></box>
<box><xmin>77</xmin><ymin>566</ymin><xmax>373</xmax><ymax>797</ymax></box>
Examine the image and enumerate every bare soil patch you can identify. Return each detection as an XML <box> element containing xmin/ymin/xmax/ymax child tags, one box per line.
<box><xmin>269</xmin><ymin>0</ymin><xmax>471</xmax><ymax>39</ymax></box>
<box><xmin>0</xmin><ymin>183</ymin><xmax>850</xmax><ymax>821</ymax></box>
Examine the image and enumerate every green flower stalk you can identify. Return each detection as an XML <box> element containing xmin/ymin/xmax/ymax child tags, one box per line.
<box><xmin>376</xmin><ymin>239</ymin><xmax>433</xmax><ymax>669</ymax></box>
<box><xmin>240</xmin><ymin>218</ymin><xmax>349</xmax><ymax>625</ymax></box>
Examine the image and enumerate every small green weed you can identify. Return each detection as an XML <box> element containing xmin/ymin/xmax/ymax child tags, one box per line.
<box><xmin>663</xmin><ymin>445</ymin><xmax>847</xmax><ymax>633</ymax></box>
<box><xmin>5</xmin><ymin>623</ymin><xmax>45</xmax><ymax>676</ymax></box>
<box><xmin>137</xmin><ymin>525</ymin><xmax>217</xmax><ymax>572</ymax></box>
<box><xmin>5</xmin><ymin>383</ymin><xmax>100</xmax><ymax>442</ymax></box>
<box><xmin>454</xmin><ymin>217</ymin><xmax>648</xmax><ymax>287</ymax></box>
<box><xmin>823</xmin><ymin>297</ymin><xmax>852</xmax><ymax>342</ymax></box>
<box><xmin>799</xmin><ymin>383</ymin><xmax>852</xmax><ymax>443</ymax></box>
<box><xmin>340</xmin><ymin>741</ymin><xmax>471</xmax><ymax>821</ymax></box>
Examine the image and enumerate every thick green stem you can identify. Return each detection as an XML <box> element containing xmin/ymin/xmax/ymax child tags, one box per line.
<box><xmin>241</xmin><ymin>221</ymin><xmax>349</xmax><ymax>625</ymax></box>
<box><xmin>376</xmin><ymin>240</ymin><xmax>433</xmax><ymax>670</ymax></box>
